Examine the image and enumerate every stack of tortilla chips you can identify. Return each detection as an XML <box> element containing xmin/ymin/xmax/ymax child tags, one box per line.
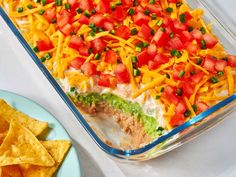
<box><xmin>0</xmin><ymin>99</ymin><xmax>71</xmax><ymax>177</ymax></box>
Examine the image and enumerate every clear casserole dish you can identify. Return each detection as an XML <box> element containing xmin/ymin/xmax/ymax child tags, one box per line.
<box><xmin>0</xmin><ymin>0</ymin><xmax>236</xmax><ymax>160</ymax></box>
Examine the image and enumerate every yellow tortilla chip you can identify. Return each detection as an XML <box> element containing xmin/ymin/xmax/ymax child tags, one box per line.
<box><xmin>0</xmin><ymin>121</ymin><xmax>55</xmax><ymax>167</ymax></box>
<box><xmin>20</xmin><ymin>140</ymin><xmax>71</xmax><ymax>177</ymax></box>
<box><xmin>1</xmin><ymin>165</ymin><xmax>22</xmax><ymax>177</ymax></box>
<box><xmin>0</xmin><ymin>115</ymin><xmax>9</xmax><ymax>133</ymax></box>
<box><xmin>0</xmin><ymin>99</ymin><xmax>48</xmax><ymax>136</ymax></box>
<box><xmin>0</xmin><ymin>131</ymin><xmax>7</xmax><ymax>145</ymax></box>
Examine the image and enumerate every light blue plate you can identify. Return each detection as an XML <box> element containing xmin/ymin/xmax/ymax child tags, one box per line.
<box><xmin>0</xmin><ymin>90</ymin><xmax>81</xmax><ymax>177</ymax></box>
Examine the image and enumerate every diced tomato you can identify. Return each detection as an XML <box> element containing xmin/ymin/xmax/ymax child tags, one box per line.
<box><xmin>175</xmin><ymin>100</ymin><xmax>187</xmax><ymax>114</ymax></box>
<box><xmin>70</xmin><ymin>57</ymin><xmax>86</xmax><ymax>69</ymax></box>
<box><xmin>227</xmin><ymin>55</ymin><xmax>236</xmax><ymax>67</ymax></box>
<box><xmin>96</xmin><ymin>0</ymin><xmax>111</xmax><ymax>13</ymax></box>
<box><xmin>202</xmin><ymin>56</ymin><xmax>216</xmax><ymax>72</ymax></box>
<box><xmin>184</xmin><ymin>42</ymin><xmax>199</xmax><ymax>53</ymax></box>
<box><xmin>133</xmin><ymin>12</ymin><xmax>150</xmax><ymax>26</ymax></box>
<box><xmin>137</xmin><ymin>50</ymin><xmax>149</xmax><ymax>67</ymax></box>
<box><xmin>138</xmin><ymin>24</ymin><xmax>151</xmax><ymax>41</ymax></box>
<box><xmin>203</xmin><ymin>33</ymin><xmax>218</xmax><ymax>49</ymax></box>
<box><xmin>43</xmin><ymin>8</ymin><xmax>56</xmax><ymax>23</ymax></box>
<box><xmin>173</xmin><ymin>19</ymin><xmax>187</xmax><ymax>32</ymax></box>
<box><xmin>57</xmin><ymin>10</ymin><xmax>72</xmax><ymax>28</ymax></box>
<box><xmin>215</xmin><ymin>60</ymin><xmax>227</xmax><ymax>71</ymax></box>
<box><xmin>135</xmin><ymin>5</ymin><xmax>144</xmax><ymax>13</ymax></box>
<box><xmin>168</xmin><ymin>37</ymin><xmax>183</xmax><ymax>50</ymax></box>
<box><xmin>168</xmin><ymin>0</ymin><xmax>178</xmax><ymax>3</ymax></box>
<box><xmin>60</xmin><ymin>24</ymin><xmax>73</xmax><ymax>36</ymax></box>
<box><xmin>163</xmin><ymin>86</ymin><xmax>179</xmax><ymax>105</ymax></box>
<box><xmin>196</xmin><ymin>102</ymin><xmax>209</xmax><ymax>112</ymax></box>
<box><xmin>89</xmin><ymin>14</ymin><xmax>105</xmax><ymax>26</ymax></box>
<box><xmin>79</xmin><ymin>0</ymin><xmax>94</xmax><ymax>11</ymax></box>
<box><xmin>154</xmin><ymin>54</ymin><xmax>169</xmax><ymax>65</ymax></box>
<box><xmin>182</xmin><ymin>11</ymin><xmax>193</xmax><ymax>21</ymax></box>
<box><xmin>68</xmin><ymin>0</ymin><xmax>79</xmax><ymax>9</ymax></box>
<box><xmin>105</xmin><ymin>50</ymin><xmax>117</xmax><ymax>64</ymax></box>
<box><xmin>179</xmin><ymin>81</ymin><xmax>195</xmax><ymax>98</ymax></box>
<box><xmin>145</xmin><ymin>4</ymin><xmax>161</xmax><ymax>15</ymax></box>
<box><xmin>170</xmin><ymin>113</ymin><xmax>185</xmax><ymax>127</ymax></box>
<box><xmin>78</xmin><ymin>45</ymin><xmax>90</xmax><ymax>56</ymax></box>
<box><xmin>121</xmin><ymin>0</ymin><xmax>132</xmax><ymax>7</ymax></box>
<box><xmin>114</xmin><ymin>64</ymin><xmax>130</xmax><ymax>83</ymax></box>
<box><xmin>81</xmin><ymin>62</ymin><xmax>97</xmax><ymax>76</ymax></box>
<box><xmin>152</xmin><ymin>28</ymin><xmax>168</xmax><ymax>47</ymax></box>
<box><xmin>191</xmin><ymin>29</ymin><xmax>203</xmax><ymax>42</ymax></box>
<box><xmin>147</xmin><ymin>43</ymin><xmax>157</xmax><ymax>58</ymax></box>
<box><xmin>78</xmin><ymin>14</ymin><xmax>90</xmax><ymax>25</ymax></box>
<box><xmin>91</xmin><ymin>38</ymin><xmax>106</xmax><ymax>53</ymax></box>
<box><xmin>116</xmin><ymin>25</ymin><xmax>130</xmax><ymax>40</ymax></box>
<box><xmin>103</xmin><ymin>21</ymin><xmax>115</xmax><ymax>30</ymax></box>
<box><xmin>191</xmin><ymin>71</ymin><xmax>204</xmax><ymax>84</ymax></box>
<box><xmin>98</xmin><ymin>74</ymin><xmax>112</xmax><ymax>87</ymax></box>
<box><xmin>163</xmin><ymin>17</ymin><xmax>174</xmax><ymax>30</ymax></box>
<box><xmin>69</xmin><ymin>35</ymin><xmax>84</xmax><ymax>50</ymax></box>
<box><xmin>173</xmin><ymin>64</ymin><xmax>186</xmax><ymax>80</ymax></box>
<box><xmin>148</xmin><ymin>60</ymin><xmax>160</xmax><ymax>70</ymax></box>
<box><xmin>36</xmin><ymin>39</ymin><xmax>54</xmax><ymax>51</ymax></box>
<box><xmin>180</xmin><ymin>31</ymin><xmax>193</xmax><ymax>43</ymax></box>
<box><xmin>113</xmin><ymin>6</ymin><xmax>126</xmax><ymax>22</ymax></box>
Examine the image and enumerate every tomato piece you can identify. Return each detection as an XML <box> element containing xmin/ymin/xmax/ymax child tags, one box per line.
<box><xmin>227</xmin><ymin>55</ymin><xmax>236</xmax><ymax>67</ymax></box>
<box><xmin>180</xmin><ymin>31</ymin><xmax>193</xmax><ymax>43</ymax></box>
<box><xmin>147</xmin><ymin>43</ymin><xmax>157</xmax><ymax>58</ymax></box>
<box><xmin>154</xmin><ymin>54</ymin><xmax>169</xmax><ymax>65</ymax></box>
<box><xmin>79</xmin><ymin>0</ymin><xmax>94</xmax><ymax>11</ymax></box>
<box><xmin>57</xmin><ymin>10</ymin><xmax>72</xmax><ymax>28</ymax></box>
<box><xmin>152</xmin><ymin>28</ymin><xmax>168</xmax><ymax>47</ymax></box>
<box><xmin>135</xmin><ymin>5</ymin><xmax>144</xmax><ymax>13</ymax></box>
<box><xmin>91</xmin><ymin>38</ymin><xmax>106</xmax><ymax>53</ymax></box>
<box><xmin>191</xmin><ymin>29</ymin><xmax>203</xmax><ymax>42</ymax></box>
<box><xmin>116</xmin><ymin>25</ymin><xmax>130</xmax><ymax>40</ymax></box>
<box><xmin>215</xmin><ymin>60</ymin><xmax>227</xmax><ymax>71</ymax></box>
<box><xmin>43</xmin><ymin>8</ymin><xmax>56</xmax><ymax>23</ymax></box>
<box><xmin>170</xmin><ymin>113</ymin><xmax>185</xmax><ymax>127</ymax></box>
<box><xmin>121</xmin><ymin>0</ymin><xmax>132</xmax><ymax>7</ymax></box>
<box><xmin>68</xmin><ymin>0</ymin><xmax>79</xmax><ymax>9</ymax></box>
<box><xmin>133</xmin><ymin>12</ymin><xmax>150</xmax><ymax>26</ymax></box>
<box><xmin>179</xmin><ymin>81</ymin><xmax>195</xmax><ymax>98</ymax></box>
<box><xmin>113</xmin><ymin>6</ymin><xmax>126</xmax><ymax>22</ymax></box>
<box><xmin>70</xmin><ymin>57</ymin><xmax>86</xmax><ymax>69</ymax></box>
<box><xmin>105</xmin><ymin>50</ymin><xmax>117</xmax><ymax>64</ymax></box>
<box><xmin>163</xmin><ymin>86</ymin><xmax>180</xmax><ymax>105</ymax></box>
<box><xmin>168</xmin><ymin>37</ymin><xmax>183</xmax><ymax>50</ymax></box>
<box><xmin>173</xmin><ymin>64</ymin><xmax>186</xmax><ymax>80</ymax></box>
<box><xmin>148</xmin><ymin>60</ymin><xmax>159</xmax><ymax>70</ymax></box>
<box><xmin>203</xmin><ymin>33</ymin><xmax>218</xmax><ymax>49</ymax></box>
<box><xmin>81</xmin><ymin>62</ymin><xmax>97</xmax><ymax>76</ymax></box>
<box><xmin>103</xmin><ymin>20</ymin><xmax>115</xmax><ymax>31</ymax></box>
<box><xmin>138</xmin><ymin>24</ymin><xmax>151</xmax><ymax>41</ymax></box>
<box><xmin>182</xmin><ymin>11</ymin><xmax>193</xmax><ymax>21</ymax></box>
<box><xmin>196</xmin><ymin>102</ymin><xmax>209</xmax><ymax>112</ymax></box>
<box><xmin>96</xmin><ymin>0</ymin><xmax>111</xmax><ymax>13</ymax></box>
<box><xmin>191</xmin><ymin>71</ymin><xmax>204</xmax><ymax>84</ymax></box>
<box><xmin>145</xmin><ymin>4</ymin><xmax>161</xmax><ymax>15</ymax></box>
<box><xmin>60</xmin><ymin>23</ymin><xmax>73</xmax><ymax>36</ymax></box>
<box><xmin>202</xmin><ymin>56</ymin><xmax>216</xmax><ymax>72</ymax></box>
<box><xmin>114</xmin><ymin>64</ymin><xmax>130</xmax><ymax>83</ymax></box>
<box><xmin>173</xmin><ymin>19</ymin><xmax>187</xmax><ymax>32</ymax></box>
<box><xmin>137</xmin><ymin>50</ymin><xmax>149</xmax><ymax>67</ymax></box>
<box><xmin>175</xmin><ymin>100</ymin><xmax>187</xmax><ymax>114</ymax></box>
<box><xmin>184</xmin><ymin>42</ymin><xmax>199</xmax><ymax>53</ymax></box>
<box><xmin>78</xmin><ymin>14</ymin><xmax>90</xmax><ymax>25</ymax></box>
<box><xmin>168</xmin><ymin>0</ymin><xmax>178</xmax><ymax>3</ymax></box>
<box><xmin>36</xmin><ymin>39</ymin><xmax>54</xmax><ymax>51</ymax></box>
<box><xmin>98</xmin><ymin>74</ymin><xmax>112</xmax><ymax>87</ymax></box>
<box><xmin>89</xmin><ymin>14</ymin><xmax>104</xmax><ymax>26</ymax></box>
<box><xmin>69</xmin><ymin>35</ymin><xmax>84</xmax><ymax>50</ymax></box>
<box><xmin>78</xmin><ymin>45</ymin><xmax>90</xmax><ymax>56</ymax></box>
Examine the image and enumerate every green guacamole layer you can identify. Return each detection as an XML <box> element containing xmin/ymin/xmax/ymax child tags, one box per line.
<box><xmin>68</xmin><ymin>91</ymin><xmax>164</xmax><ymax>137</ymax></box>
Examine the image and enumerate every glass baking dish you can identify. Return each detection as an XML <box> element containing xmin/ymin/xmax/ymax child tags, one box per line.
<box><xmin>1</xmin><ymin>0</ymin><xmax>236</xmax><ymax>160</ymax></box>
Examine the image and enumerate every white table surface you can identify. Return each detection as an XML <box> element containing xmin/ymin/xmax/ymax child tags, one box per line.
<box><xmin>1</xmin><ymin>1</ymin><xmax>236</xmax><ymax>176</ymax></box>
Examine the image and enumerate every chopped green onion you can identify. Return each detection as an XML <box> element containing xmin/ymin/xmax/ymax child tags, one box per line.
<box><xmin>131</xmin><ymin>56</ymin><xmax>138</xmax><ymax>63</ymax></box>
<box><xmin>55</xmin><ymin>0</ymin><xmax>62</xmax><ymax>6</ymax></box>
<box><xmin>184</xmin><ymin>110</ymin><xmax>191</xmax><ymax>117</ymax></box>
<box><xmin>151</xmin><ymin>14</ymin><xmax>157</xmax><ymax>20</ymax></box>
<box><xmin>201</xmin><ymin>39</ymin><xmax>207</xmax><ymax>49</ymax></box>
<box><xmin>170</xmin><ymin>49</ymin><xmax>182</xmax><ymax>58</ymax></box>
<box><xmin>91</xmin><ymin>9</ymin><xmax>96</xmax><ymax>14</ymax></box>
<box><xmin>143</xmin><ymin>42</ymin><xmax>149</xmax><ymax>48</ymax></box>
<box><xmin>165</xmin><ymin>73</ymin><xmax>170</xmax><ymax>79</ymax></box>
<box><xmin>160</xmin><ymin>87</ymin><xmax>164</xmax><ymax>92</ymax></box>
<box><xmin>41</xmin><ymin>0</ymin><xmax>46</xmax><ymax>6</ymax></box>
<box><xmin>128</xmin><ymin>8</ymin><xmax>135</xmax><ymax>15</ymax></box>
<box><xmin>179</xmin><ymin>13</ymin><xmax>186</xmax><ymax>23</ymax></box>
<box><xmin>133</xmin><ymin>69</ymin><xmax>140</xmax><ymax>76</ymax></box>
<box><xmin>166</xmin><ymin>7</ymin><xmax>173</xmax><ymax>13</ymax></box>
<box><xmin>116</xmin><ymin>1</ymin><xmax>122</xmax><ymax>5</ymax></box>
<box><xmin>131</xmin><ymin>28</ymin><xmax>138</xmax><ymax>35</ymax></box>
<box><xmin>151</xmin><ymin>29</ymin><xmax>155</xmax><ymax>35</ymax></box>
<box><xmin>84</xmin><ymin>10</ymin><xmax>90</xmax><ymax>17</ymax></box>
<box><xmin>45</xmin><ymin>53</ymin><xmax>51</xmax><ymax>60</ymax></box>
<box><xmin>38</xmin><ymin>9</ymin><xmax>45</xmax><ymax>15</ymax></box>
<box><xmin>94</xmin><ymin>53</ymin><xmax>101</xmax><ymax>60</ymax></box>
<box><xmin>217</xmin><ymin>71</ymin><xmax>224</xmax><ymax>76</ymax></box>
<box><xmin>156</xmin><ymin>19</ymin><xmax>163</xmax><ymax>26</ymax></box>
<box><xmin>149</xmin><ymin>0</ymin><xmax>155</xmax><ymax>4</ymax></box>
<box><xmin>76</xmin><ymin>8</ymin><xmax>83</xmax><ymax>14</ymax></box>
<box><xmin>90</xmin><ymin>31</ymin><xmax>96</xmax><ymax>37</ymax></box>
<box><xmin>176</xmin><ymin>88</ymin><xmax>183</xmax><ymax>96</ymax></box>
<box><xmin>33</xmin><ymin>46</ymin><xmax>38</xmax><ymax>52</ymax></box>
<box><xmin>210</xmin><ymin>76</ymin><xmax>219</xmax><ymax>83</ymax></box>
<box><xmin>176</xmin><ymin>2</ymin><xmax>182</xmax><ymax>7</ymax></box>
<box><xmin>40</xmin><ymin>57</ymin><xmax>46</xmax><ymax>62</ymax></box>
<box><xmin>144</xmin><ymin>10</ymin><xmax>150</xmax><ymax>16</ymax></box>
<box><xmin>135</xmin><ymin>46</ymin><xmax>142</xmax><ymax>52</ymax></box>
<box><xmin>188</xmin><ymin>26</ymin><xmax>194</xmax><ymax>32</ymax></box>
<box><xmin>64</xmin><ymin>3</ymin><xmax>71</xmax><ymax>9</ymax></box>
<box><xmin>17</xmin><ymin>7</ymin><xmax>23</xmax><ymax>13</ymax></box>
<box><xmin>192</xmin><ymin>104</ymin><xmax>197</xmax><ymax>113</ymax></box>
<box><xmin>200</xmin><ymin>27</ymin><xmax>206</xmax><ymax>34</ymax></box>
<box><xmin>157</xmin><ymin>126</ymin><xmax>164</xmax><ymax>131</ymax></box>
<box><xmin>155</xmin><ymin>95</ymin><xmax>161</xmax><ymax>99</ymax></box>
<box><xmin>169</xmin><ymin>32</ymin><xmax>174</xmax><ymax>38</ymax></box>
<box><xmin>109</xmin><ymin>29</ymin><xmax>115</xmax><ymax>34</ymax></box>
<box><xmin>51</xmin><ymin>18</ymin><xmax>56</xmax><ymax>24</ymax></box>
<box><xmin>196</xmin><ymin>58</ymin><xmax>203</xmax><ymax>65</ymax></box>
<box><xmin>160</xmin><ymin>27</ymin><xmax>165</xmax><ymax>32</ymax></box>
<box><xmin>178</xmin><ymin>70</ymin><xmax>185</xmax><ymax>78</ymax></box>
<box><xmin>111</xmin><ymin>4</ymin><xmax>116</xmax><ymax>11</ymax></box>
<box><xmin>70</xmin><ymin>87</ymin><xmax>76</xmax><ymax>92</ymax></box>
<box><xmin>88</xmin><ymin>23</ymin><xmax>95</xmax><ymax>28</ymax></box>
<box><xmin>26</xmin><ymin>4</ymin><xmax>33</xmax><ymax>9</ymax></box>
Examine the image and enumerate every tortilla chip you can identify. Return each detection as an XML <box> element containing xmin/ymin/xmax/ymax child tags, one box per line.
<box><xmin>20</xmin><ymin>140</ymin><xmax>71</xmax><ymax>177</ymax></box>
<box><xmin>0</xmin><ymin>131</ymin><xmax>7</xmax><ymax>145</ymax></box>
<box><xmin>0</xmin><ymin>115</ymin><xmax>9</xmax><ymax>133</ymax></box>
<box><xmin>0</xmin><ymin>121</ymin><xmax>55</xmax><ymax>167</ymax></box>
<box><xmin>1</xmin><ymin>165</ymin><xmax>22</xmax><ymax>177</ymax></box>
<box><xmin>0</xmin><ymin>99</ymin><xmax>48</xmax><ymax>136</ymax></box>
